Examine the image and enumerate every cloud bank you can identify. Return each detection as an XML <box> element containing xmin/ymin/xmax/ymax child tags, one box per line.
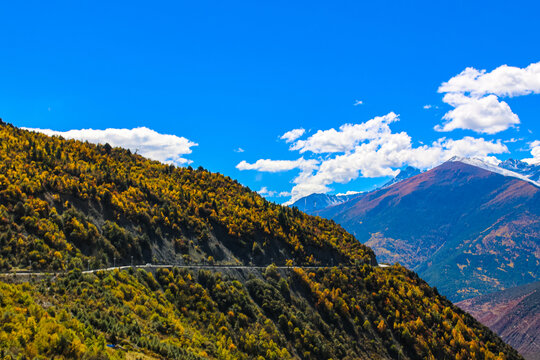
<box><xmin>439</xmin><ymin>62</ymin><xmax>540</xmax><ymax>97</ymax></box>
<box><xmin>238</xmin><ymin>113</ymin><xmax>508</xmax><ymax>204</ymax></box>
<box><xmin>24</xmin><ymin>127</ymin><xmax>198</xmax><ymax>166</ymax></box>
<box><xmin>236</xmin><ymin>157</ymin><xmax>318</xmax><ymax>173</ymax></box>
<box><xmin>436</xmin><ymin>61</ymin><xmax>540</xmax><ymax>134</ymax></box>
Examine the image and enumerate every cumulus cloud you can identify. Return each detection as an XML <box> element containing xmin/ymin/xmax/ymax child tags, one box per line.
<box><xmin>285</xmin><ymin>134</ymin><xmax>506</xmax><ymax>203</ymax></box>
<box><xmin>25</xmin><ymin>127</ymin><xmax>197</xmax><ymax>165</ymax></box>
<box><xmin>435</xmin><ymin>94</ymin><xmax>519</xmax><ymax>134</ymax></box>
<box><xmin>257</xmin><ymin>187</ymin><xmax>290</xmax><ymax>198</ymax></box>
<box><xmin>439</xmin><ymin>62</ymin><xmax>540</xmax><ymax>97</ymax></box>
<box><xmin>237</xmin><ymin>112</ymin><xmax>508</xmax><ymax>204</ymax></box>
<box><xmin>436</xmin><ymin>61</ymin><xmax>540</xmax><ymax>134</ymax></box>
<box><xmin>523</xmin><ymin>140</ymin><xmax>540</xmax><ymax>165</ymax></box>
<box><xmin>280</xmin><ymin>128</ymin><xmax>305</xmax><ymax>143</ymax></box>
<box><xmin>236</xmin><ymin>157</ymin><xmax>318</xmax><ymax>173</ymax></box>
<box><xmin>291</xmin><ymin>112</ymin><xmax>399</xmax><ymax>154</ymax></box>
<box><xmin>258</xmin><ymin>187</ymin><xmax>276</xmax><ymax>197</ymax></box>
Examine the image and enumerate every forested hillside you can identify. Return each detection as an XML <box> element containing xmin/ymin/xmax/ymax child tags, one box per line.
<box><xmin>0</xmin><ymin>121</ymin><xmax>373</xmax><ymax>271</ymax></box>
<box><xmin>458</xmin><ymin>281</ymin><xmax>540</xmax><ymax>360</ymax></box>
<box><xmin>0</xmin><ymin>122</ymin><xmax>524</xmax><ymax>359</ymax></box>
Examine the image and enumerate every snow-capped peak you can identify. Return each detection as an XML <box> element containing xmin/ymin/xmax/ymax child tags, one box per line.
<box><xmin>448</xmin><ymin>156</ymin><xmax>540</xmax><ymax>188</ymax></box>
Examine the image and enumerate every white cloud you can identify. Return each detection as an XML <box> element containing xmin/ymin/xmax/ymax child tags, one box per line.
<box><xmin>258</xmin><ymin>187</ymin><xmax>276</xmax><ymax>197</ymax></box>
<box><xmin>257</xmin><ymin>187</ymin><xmax>291</xmax><ymax>198</ymax></box>
<box><xmin>284</xmin><ymin>134</ymin><xmax>507</xmax><ymax>203</ymax></box>
<box><xmin>436</xmin><ymin>61</ymin><xmax>540</xmax><ymax>134</ymax></box>
<box><xmin>234</xmin><ymin>147</ymin><xmax>245</xmax><ymax>153</ymax></box>
<box><xmin>354</xmin><ymin>100</ymin><xmax>363</xmax><ymax>106</ymax></box>
<box><xmin>504</xmin><ymin>137</ymin><xmax>523</xmax><ymax>143</ymax></box>
<box><xmin>523</xmin><ymin>140</ymin><xmax>540</xmax><ymax>165</ymax></box>
<box><xmin>439</xmin><ymin>62</ymin><xmax>540</xmax><ymax>98</ymax></box>
<box><xmin>24</xmin><ymin>127</ymin><xmax>197</xmax><ymax>165</ymax></box>
<box><xmin>291</xmin><ymin>112</ymin><xmax>399</xmax><ymax>154</ymax></box>
<box><xmin>236</xmin><ymin>157</ymin><xmax>318</xmax><ymax>173</ymax></box>
<box><xmin>336</xmin><ymin>190</ymin><xmax>363</xmax><ymax>196</ymax></box>
<box><xmin>280</xmin><ymin>128</ymin><xmax>305</xmax><ymax>143</ymax></box>
<box><xmin>237</xmin><ymin>112</ymin><xmax>508</xmax><ymax>204</ymax></box>
<box><xmin>435</xmin><ymin>94</ymin><xmax>519</xmax><ymax>134</ymax></box>
<box><xmin>423</xmin><ymin>104</ymin><xmax>432</xmax><ymax>109</ymax></box>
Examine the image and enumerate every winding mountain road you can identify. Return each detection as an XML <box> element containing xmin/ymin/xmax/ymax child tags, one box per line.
<box><xmin>0</xmin><ymin>263</ymin><xmax>391</xmax><ymax>277</ymax></box>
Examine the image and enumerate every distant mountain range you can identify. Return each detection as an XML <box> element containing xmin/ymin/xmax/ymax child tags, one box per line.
<box><xmin>499</xmin><ymin>158</ymin><xmax>540</xmax><ymax>182</ymax></box>
<box><xmin>291</xmin><ymin>166</ymin><xmax>421</xmax><ymax>213</ymax></box>
<box><xmin>291</xmin><ymin>192</ymin><xmax>365</xmax><ymax>213</ymax></box>
<box><xmin>381</xmin><ymin>166</ymin><xmax>422</xmax><ymax>188</ymax></box>
<box><xmin>457</xmin><ymin>281</ymin><xmax>540</xmax><ymax>360</ymax></box>
<box><xmin>293</xmin><ymin>158</ymin><xmax>540</xmax><ymax>302</ymax></box>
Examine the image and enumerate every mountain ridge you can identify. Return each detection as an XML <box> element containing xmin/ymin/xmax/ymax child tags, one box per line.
<box><xmin>498</xmin><ymin>158</ymin><xmax>540</xmax><ymax>182</ymax></box>
<box><xmin>291</xmin><ymin>166</ymin><xmax>421</xmax><ymax>213</ymax></box>
<box><xmin>0</xmin><ymin>122</ymin><xmax>523</xmax><ymax>359</ymax></box>
<box><xmin>291</xmin><ymin>192</ymin><xmax>365</xmax><ymax>214</ymax></box>
<box><xmin>313</xmin><ymin>160</ymin><xmax>540</xmax><ymax>302</ymax></box>
<box><xmin>448</xmin><ymin>157</ymin><xmax>540</xmax><ymax>188</ymax></box>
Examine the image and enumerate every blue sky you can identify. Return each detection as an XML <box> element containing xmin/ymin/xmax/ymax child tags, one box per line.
<box><xmin>1</xmin><ymin>1</ymin><xmax>539</xmax><ymax>203</ymax></box>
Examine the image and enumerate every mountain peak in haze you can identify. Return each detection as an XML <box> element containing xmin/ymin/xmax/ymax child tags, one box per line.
<box><xmin>382</xmin><ymin>166</ymin><xmax>421</xmax><ymax>188</ymax></box>
<box><xmin>291</xmin><ymin>192</ymin><xmax>364</xmax><ymax>213</ymax></box>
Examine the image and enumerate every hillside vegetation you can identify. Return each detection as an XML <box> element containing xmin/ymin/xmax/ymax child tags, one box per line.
<box><xmin>0</xmin><ymin>122</ymin><xmax>524</xmax><ymax>359</ymax></box>
<box><xmin>0</xmin><ymin>121</ymin><xmax>373</xmax><ymax>271</ymax></box>
<box><xmin>457</xmin><ymin>281</ymin><xmax>540</xmax><ymax>360</ymax></box>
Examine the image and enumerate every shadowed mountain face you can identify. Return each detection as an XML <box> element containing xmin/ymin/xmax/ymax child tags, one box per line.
<box><xmin>315</xmin><ymin>161</ymin><xmax>540</xmax><ymax>302</ymax></box>
<box><xmin>457</xmin><ymin>281</ymin><xmax>540</xmax><ymax>360</ymax></box>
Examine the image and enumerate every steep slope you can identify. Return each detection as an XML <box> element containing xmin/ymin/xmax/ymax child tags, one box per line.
<box><xmin>316</xmin><ymin>160</ymin><xmax>540</xmax><ymax>301</ymax></box>
<box><xmin>0</xmin><ymin>264</ymin><xmax>522</xmax><ymax>360</ymax></box>
<box><xmin>457</xmin><ymin>281</ymin><xmax>540</xmax><ymax>360</ymax></box>
<box><xmin>0</xmin><ymin>121</ymin><xmax>374</xmax><ymax>271</ymax></box>
<box><xmin>0</xmin><ymin>122</ymin><xmax>524</xmax><ymax>359</ymax></box>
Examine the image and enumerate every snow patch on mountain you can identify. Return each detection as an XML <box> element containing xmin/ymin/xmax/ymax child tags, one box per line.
<box><xmin>448</xmin><ymin>156</ymin><xmax>540</xmax><ymax>188</ymax></box>
<box><xmin>499</xmin><ymin>158</ymin><xmax>540</xmax><ymax>182</ymax></box>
